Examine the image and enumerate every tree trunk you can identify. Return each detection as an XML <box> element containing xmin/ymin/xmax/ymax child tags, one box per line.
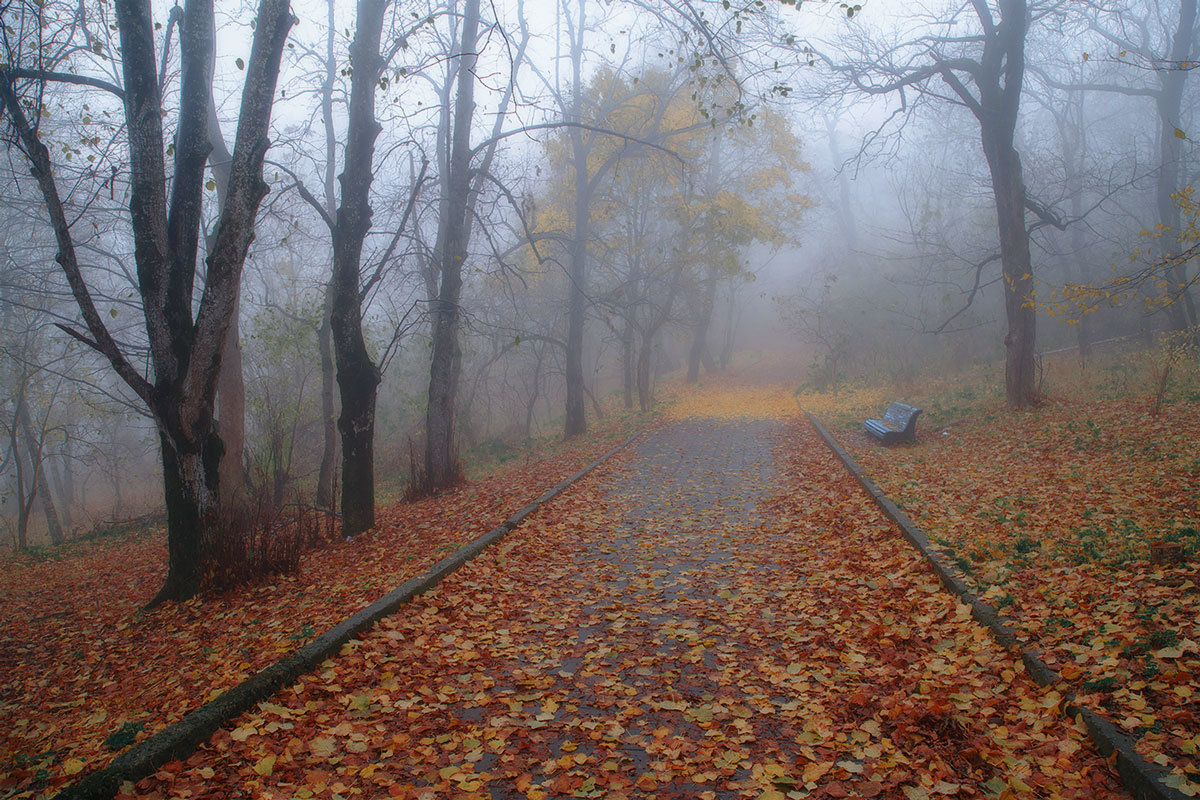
<box><xmin>636</xmin><ymin>336</ymin><xmax>653</xmax><ymax>411</ymax></box>
<box><xmin>686</xmin><ymin>325</ymin><xmax>704</xmax><ymax>383</ymax></box>
<box><xmin>9</xmin><ymin>410</ymin><xmax>29</xmax><ymax>549</ymax></box>
<box><xmin>330</xmin><ymin>0</ymin><xmax>389</xmax><ymax>536</ymax></box>
<box><xmin>687</xmin><ymin>264</ymin><xmax>719</xmax><ymax>383</ymax></box>
<box><xmin>825</xmin><ymin>114</ymin><xmax>859</xmax><ymax>254</ymax></box>
<box><xmin>331</xmin><ymin>265</ymin><xmax>381</xmax><ymax>540</ymax></box>
<box><xmin>982</xmin><ymin>130</ymin><xmax>1037</xmax><ymax>408</ymax></box>
<box><xmin>151</xmin><ymin>432</ymin><xmax>220</xmax><ymax>606</ymax></box>
<box><xmin>1068</xmin><ymin>166</ymin><xmax>1093</xmax><ymax>366</ymax></box>
<box><xmin>425</xmin><ymin>0</ymin><xmax>481</xmax><ymax>491</ymax></box>
<box><xmin>316</xmin><ymin>0</ymin><xmax>339</xmax><ymax>510</ymax></box>
<box><xmin>424</xmin><ymin>297</ymin><xmax>464</xmax><ymax>490</ymax></box>
<box><xmin>563</xmin><ymin>0</ymin><xmax>589</xmax><ymax>438</ymax></box>
<box><xmin>47</xmin><ymin>444</ymin><xmax>72</xmax><ymax>531</ymax></box>
<box><xmin>316</xmin><ymin>287</ymin><xmax>338</xmax><ymax>507</ymax></box>
<box><xmin>564</xmin><ymin>197</ymin><xmax>589</xmax><ymax>436</ymax></box>
<box><xmin>17</xmin><ymin>394</ymin><xmax>63</xmax><ymax>544</ymax></box>
<box><xmin>110</xmin><ymin>431</ymin><xmax>124</xmax><ymax>519</ymax></box>
<box><xmin>216</xmin><ymin>309</ymin><xmax>246</xmax><ymax>504</ymax></box>
<box><xmin>208</xmin><ymin>91</ymin><xmax>248</xmax><ymax>509</ymax></box>
<box><xmin>720</xmin><ymin>290</ymin><xmax>736</xmax><ymax>370</ymax></box>
<box><xmin>29</xmin><ymin>446</ymin><xmax>63</xmax><ymax>545</ymax></box>
<box><xmin>1156</xmin><ymin>0</ymin><xmax>1199</xmax><ymax>336</ymax></box>
<box><xmin>523</xmin><ymin>357</ymin><xmax>542</xmax><ymax>437</ymax></box>
<box><xmin>621</xmin><ymin>319</ymin><xmax>634</xmax><ymax>409</ymax></box>
<box><xmin>978</xmin><ymin>0</ymin><xmax>1036</xmax><ymax>409</ymax></box>
<box><xmin>587</xmin><ymin>379</ymin><xmax>605</xmax><ymax>420</ymax></box>
<box><xmin>60</xmin><ymin>437</ymin><xmax>76</xmax><ymax>526</ymax></box>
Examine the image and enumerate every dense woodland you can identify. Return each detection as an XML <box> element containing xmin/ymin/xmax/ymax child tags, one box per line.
<box><xmin>2</xmin><ymin>0</ymin><xmax>1198</xmax><ymax>602</ymax></box>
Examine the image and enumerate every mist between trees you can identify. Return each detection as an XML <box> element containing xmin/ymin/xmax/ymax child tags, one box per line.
<box><xmin>1</xmin><ymin>0</ymin><xmax>1197</xmax><ymax>603</ymax></box>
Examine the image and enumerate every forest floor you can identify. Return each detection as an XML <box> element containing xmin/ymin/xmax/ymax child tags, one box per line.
<box><xmin>0</xmin><ymin>407</ymin><xmax>646</xmax><ymax>800</ymax></box>
<box><xmin>799</xmin><ymin>344</ymin><xmax>1200</xmax><ymax>795</ymax></box>
<box><xmin>3</xmin><ymin>350</ymin><xmax>1194</xmax><ymax>800</ymax></box>
<box><xmin>115</xmin><ymin>377</ymin><xmax>1130</xmax><ymax>799</ymax></box>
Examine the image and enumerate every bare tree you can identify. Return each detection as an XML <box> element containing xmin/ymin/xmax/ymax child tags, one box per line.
<box><xmin>1037</xmin><ymin>0</ymin><xmax>1200</xmax><ymax>335</ymax></box>
<box><xmin>810</xmin><ymin>0</ymin><xmax>1043</xmax><ymax>407</ymax></box>
<box><xmin>0</xmin><ymin>0</ymin><xmax>294</xmax><ymax>603</ymax></box>
<box><xmin>422</xmin><ymin>0</ymin><xmax>531</xmax><ymax>491</ymax></box>
<box><xmin>326</xmin><ymin>0</ymin><xmax>392</xmax><ymax>536</ymax></box>
<box><xmin>423</xmin><ymin>0</ymin><xmax>482</xmax><ymax>491</ymax></box>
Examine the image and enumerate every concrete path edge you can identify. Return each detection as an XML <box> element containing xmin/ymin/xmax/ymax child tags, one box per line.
<box><xmin>54</xmin><ymin>430</ymin><xmax>643</xmax><ymax>800</ymax></box>
<box><xmin>803</xmin><ymin>410</ymin><xmax>1186</xmax><ymax>800</ymax></box>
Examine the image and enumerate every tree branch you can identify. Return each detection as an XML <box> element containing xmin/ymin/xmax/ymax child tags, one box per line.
<box><xmin>470</xmin><ymin>121</ymin><xmax>685</xmax><ymax>166</ymax></box>
<box><xmin>0</xmin><ymin>69</ymin><xmax>154</xmax><ymax>406</ymax></box>
<box><xmin>7</xmin><ymin>68</ymin><xmax>125</xmax><ymax>99</ymax></box>
<box><xmin>360</xmin><ymin>158</ymin><xmax>430</xmax><ymax>303</ymax></box>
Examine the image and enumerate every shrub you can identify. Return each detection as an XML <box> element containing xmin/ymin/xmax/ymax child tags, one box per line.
<box><xmin>200</xmin><ymin>493</ymin><xmax>330</xmax><ymax>591</ymax></box>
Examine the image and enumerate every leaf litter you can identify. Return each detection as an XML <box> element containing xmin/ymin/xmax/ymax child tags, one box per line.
<box><xmin>802</xmin><ymin>354</ymin><xmax>1200</xmax><ymax>794</ymax></box>
<box><xmin>0</xmin><ymin>417</ymin><xmax>641</xmax><ymax>799</ymax></box>
<box><xmin>131</xmin><ymin>384</ymin><xmax>1129</xmax><ymax>799</ymax></box>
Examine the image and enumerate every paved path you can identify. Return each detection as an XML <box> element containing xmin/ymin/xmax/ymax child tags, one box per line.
<box><xmin>138</xmin><ymin>414</ymin><xmax>1128</xmax><ymax>800</ymax></box>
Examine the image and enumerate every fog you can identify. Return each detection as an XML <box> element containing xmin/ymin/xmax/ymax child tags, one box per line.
<box><xmin>2</xmin><ymin>0</ymin><xmax>1196</xmax><ymax>570</ymax></box>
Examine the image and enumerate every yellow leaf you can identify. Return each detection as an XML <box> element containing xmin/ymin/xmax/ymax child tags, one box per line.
<box><xmin>63</xmin><ymin>758</ymin><xmax>86</xmax><ymax>775</ymax></box>
<box><xmin>253</xmin><ymin>754</ymin><xmax>276</xmax><ymax>777</ymax></box>
<box><xmin>198</xmin><ymin>767</ymin><xmax>215</xmax><ymax>779</ymax></box>
<box><xmin>1176</xmin><ymin>128</ymin><xmax>1188</xmax><ymax>140</ymax></box>
<box><xmin>802</xmin><ymin>761</ymin><xmax>832</xmax><ymax>783</ymax></box>
<box><xmin>231</xmin><ymin>724</ymin><xmax>256</xmax><ymax>742</ymax></box>
<box><xmin>310</xmin><ymin>737</ymin><xmax>336</xmax><ymax>759</ymax></box>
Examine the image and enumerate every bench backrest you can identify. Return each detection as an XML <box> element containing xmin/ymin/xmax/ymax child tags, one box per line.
<box><xmin>883</xmin><ymin>402</ymin><xmax>921</xmax><ymax>431</ymax></box>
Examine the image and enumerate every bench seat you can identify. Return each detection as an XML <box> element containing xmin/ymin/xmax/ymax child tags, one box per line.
<box><xmin>864</xmin><ymin>402</ymin><xmax>922</xmax><ymax>445</ymax></box>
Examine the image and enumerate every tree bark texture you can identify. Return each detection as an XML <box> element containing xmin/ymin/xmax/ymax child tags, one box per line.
<box><xmin>158</xmin><ymin>432</ymin><xmax>221</xmax><ymax>602</ymax></box>
<box><xmin>316</xmin><ymin>288</ymin><xmax>338</xmax><ymax>507</ymax></box>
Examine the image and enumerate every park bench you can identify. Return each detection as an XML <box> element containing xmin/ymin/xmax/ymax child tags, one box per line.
<box><xmin>864</xmin><ymin>402</ymin><xmax>922</xmax><ymax>445</ymax></box>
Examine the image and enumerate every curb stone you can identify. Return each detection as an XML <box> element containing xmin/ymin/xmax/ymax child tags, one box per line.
<box><xmin>803</xmin><ymin>410</ymin><xmax>1187</xmax><ymax>800</ymax></box>
<box><xmin>54</xmin><ymin>430</ymin><xmax>643</xmax><ymax>800</ymax></box>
